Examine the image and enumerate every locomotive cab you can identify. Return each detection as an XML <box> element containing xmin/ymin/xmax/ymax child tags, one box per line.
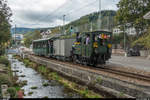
<box><xmin>93</xmin><ymin>32</ymin><xmax>112</xmax><ymax>61</ymax></box>
<box><xmin>72</xmin><ymin>31</ymin><xmax>112</xmax><ymax>66</ymax></box>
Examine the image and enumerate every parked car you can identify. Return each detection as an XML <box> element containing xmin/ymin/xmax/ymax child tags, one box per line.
<box><xmin>127</xmin><ymin>47</ymin><xmax>140</xmax><ymax>57</ymax></box>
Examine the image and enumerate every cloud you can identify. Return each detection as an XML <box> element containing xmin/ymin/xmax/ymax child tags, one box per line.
<box><xmin>8</xmin><ymin>0</ymin><xmax>120</xmax><ymax>28</ymax></box>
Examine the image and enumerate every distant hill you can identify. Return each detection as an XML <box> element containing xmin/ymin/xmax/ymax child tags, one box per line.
<box><xmin>11</xmin><ymin>27</ymin><xmax>52</xmax><ymax>34</ymax></box>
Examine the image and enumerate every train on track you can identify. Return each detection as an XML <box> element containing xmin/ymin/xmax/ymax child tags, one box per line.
<box><xmin>32</xmin><ymin>31</ymin><xmax>112</xmax><ymax>66</ymax></box>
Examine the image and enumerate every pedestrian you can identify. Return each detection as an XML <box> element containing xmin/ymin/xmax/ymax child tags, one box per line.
<box><xmin>86</xmin><ymin>34</ymin><xmax>90</xmax><ymax>45</ymax></box>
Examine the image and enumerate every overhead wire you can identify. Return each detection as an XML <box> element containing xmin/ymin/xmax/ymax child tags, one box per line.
<box><xmin>17</xmin><ymin>0</ymin><xmax>74</xmax><ymax>27</ymax></box>
<box><xmin>65</xmin><ymin>0</ymin><xmax>98</xmax><ymax>16</ymax></box>
<box><xmin>33</xmin><ymin>0</ymin><xmax>98</xmax><ymax>26</ymax></box>
<box><xmin>66</xmin><ymin>0</ymin><xmax>98</xmax><ymax>22</ymax></box>
<box><xmin>49</xmin><ymin>0</ymin><xmax>98</xmax><ymax>27</ymax></box>
<box><xmin>26</xmin><ymin>0</ymin><xmax>98</xmax><ymax>27</ymax></box>
<box><xmin>15</xmin><ymin>0</ymin><xmax>99</xmax><ymax>27</ymax></box>
<box><xmin>12</xmin><ymin>0</ymin><xmax>118</xmax><ymax>28</ymax></box>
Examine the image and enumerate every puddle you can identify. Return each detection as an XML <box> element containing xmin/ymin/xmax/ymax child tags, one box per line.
<box><xmin>8</xmin><ymin>55</ymin><xmax>81</xmax><ymax>98</ymax></box>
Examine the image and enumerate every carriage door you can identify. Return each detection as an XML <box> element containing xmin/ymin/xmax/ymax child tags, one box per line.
<box><xmin>85</xmin><ymin>34</ymin><xmax>91</xmax><ymax>57</ymax></box>
<box><xmin>81</xmin><ymin>35</ymin><xmax>86</xmax><ymax>57</ymax></box>
<box><xmin>48</xmin><ymin>40</ymin><xmax>50</xmax><ymax>55</ymax></box>
<box><xmin>81</xmin><ymin>34</ymin><xmax>90</xmax><ymax>57</ymax></box>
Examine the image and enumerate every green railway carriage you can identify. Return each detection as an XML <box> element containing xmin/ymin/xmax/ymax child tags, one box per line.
<box><xmin>72</xmin><ymin>31</ymin><xmax>112</xmax><ymax>65</ymax></box>
<box><xmin>33</xmin><ymin>38</ymin><xmax>49</xmax><ymax>56</ymax></box>
<box><xmin>32</xmin><ymin>34</ymin><xmax>62</xmax><ymax>57</ymax></box>
<box><xmin>33</xmin><ymin>38</ymin><xmax>54</xmax><ymax>57</ymax></box>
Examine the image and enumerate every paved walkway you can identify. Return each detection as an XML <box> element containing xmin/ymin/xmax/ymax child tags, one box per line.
<box><xmin>108</xmin><ymin>55</ymin><xmax>150</xmax><ymax>72</ymax></box>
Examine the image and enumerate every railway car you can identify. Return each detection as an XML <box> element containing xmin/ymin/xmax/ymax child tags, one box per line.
<box><xmin>32</xmin><ymin>34</ymin><xmax>60</xmax><ymax>57</ymax></box>
<box><xmin>53</xmin><ymin>38</ymin><xmax>76</xmax><ymax>60</ymax></box>
<box><xmin>33</xmin><ymin>38</ymin><xmax>50</xmax><ymax>56</ymax></box>
<box><xmin>71</xmin><ymin>31</ymin><xmax>112</xmax><ymax>66</ymax></box>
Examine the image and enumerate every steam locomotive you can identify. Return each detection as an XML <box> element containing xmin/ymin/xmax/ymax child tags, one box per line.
<box><xmin>32</xmin><ymin>31</ymin><xmax>112</xmax><ymax>66</ymax></box>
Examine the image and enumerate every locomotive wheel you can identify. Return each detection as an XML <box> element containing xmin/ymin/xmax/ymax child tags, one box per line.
<box><xmin>86</xmin><ymin>59</ymin><xmax>91</xmax><ymax>66</ymax></box>
<box><xmin>73</xmin><ymin>55</ymin><xmax>77</xmax><ymax>64</ymax></box>
<box><xmin>99</xmin><ymin>55</ymin><xmax>106</xmax><ymax>65</ymax></box>
<box><xmin>83</xmin><ymin>59</ymin><xmax>88</xmax><ymax>66</ymax></box>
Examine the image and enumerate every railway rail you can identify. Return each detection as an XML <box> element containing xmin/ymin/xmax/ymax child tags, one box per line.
<box><xmin>95</xmin><ymin>67</ymin><xmax>150</xmax><ymax>82</ymax></box>
<box><xmin>30</xmin><ymin>54</ymin><xmax>150</xmax><ymax>84</ymax></box>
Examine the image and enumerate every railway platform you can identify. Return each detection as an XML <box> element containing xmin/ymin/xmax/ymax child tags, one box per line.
<box><xmin>108</xmin><ymin>55</ymin><xmax>150</xmax><ymax>72</ymax></box>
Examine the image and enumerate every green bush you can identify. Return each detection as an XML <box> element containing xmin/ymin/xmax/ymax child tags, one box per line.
<box><xmin>23</xmin><ymin>59</ymin><xmax>30</xmax><ymax>66</ymax></box>
<box><xmin>31</xmin><ymin>86</ymin><xmax>38</xmax><ymax>90</ymax></box>
<box><xmin>0</xmin><ymin>87</ymin><xmax>2</xmax><ymax>98</ymax></box>
<box><xmin>42</xmin><ymin>83</ymin><xmax>49</xmax><ymax>87</ymax></box>
<box><xmin>7</xmin><ymin>87</ymin><xmax>17</xmax><ymax>98</ymax></box>
<box><xmin>0</xmin><ymin>56</ymin><xmax>9</xmax><ymax>66</ymax></box>
<box><xmin>38</xmin><ymin>65</ymin><xmax>48</xmax><ymax>75</ymax></box>
<box><xmin>0</xmin><ymin>74</ymin><xmax>12</xmax><ymax>86</ymax></box>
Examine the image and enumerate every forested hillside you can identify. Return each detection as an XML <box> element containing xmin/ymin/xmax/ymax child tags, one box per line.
<box><xmin>51</xmin><ymin>10</ymin><xmax>116</xmax><ymax>34</ymax></box>
<box><xmin>11</xmin><ymin>27</ymin><xmax>52</xmax><ymax>34</ymax></box>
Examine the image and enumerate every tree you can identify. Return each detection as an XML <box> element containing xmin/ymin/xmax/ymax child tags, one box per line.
<box><xmin>0</xmin><ymin>0</ymin><xmax>12</xmax><ymax>55</ymax></box>
<box><xmin>116</xmin><ymin>0</ymin><xmax>150</xmax><ymax>36</ymax></box>
<box><xmin>132</xmin><ymin>27</ymin><xmax>150</xmax><ymax>49</ymax></box>
<box><xmin>24</xmin><ymin>30</ymin><xmax>42</xmax><ymax>48</ymax></box>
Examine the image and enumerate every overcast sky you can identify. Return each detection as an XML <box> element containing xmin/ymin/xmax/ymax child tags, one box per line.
<box><xmin>8</xmin><ymin>0</ymin><xmax>120</xmax><ymax>28</ymax></box>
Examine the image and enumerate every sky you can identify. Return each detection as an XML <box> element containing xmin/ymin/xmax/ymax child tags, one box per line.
<box><xmin>7</xmin><ymin>0</ymin><xmax>120</xmax><ymax>28</ymax></box>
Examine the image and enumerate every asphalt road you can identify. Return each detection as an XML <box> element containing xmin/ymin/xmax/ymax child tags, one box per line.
<box><xmin>108</xmin><ymin>55</ymin><xmax>150</xmax><ymax>72</ymax></box>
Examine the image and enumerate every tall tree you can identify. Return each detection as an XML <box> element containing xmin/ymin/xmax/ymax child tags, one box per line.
<box><xmin>116</xmin><ymin>0</ymin><xmax>150</xmax><ymax>36</ymax></box>
<box><xmin>0</xmin><ymin>0</ymin><xmax>12</xmax><ymax>52</ymax></box>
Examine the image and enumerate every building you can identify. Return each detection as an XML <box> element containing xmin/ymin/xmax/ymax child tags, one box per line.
<box><xmin>144</xmin><ymin>11</ymin><xmax>150</xmax><ymax>19</ymax></box>
<box><xmin>113</xmin><ymin>27</ymin><xmax>123</xmax><ymax>34</ymax></box>
<box><xmin>12</xmin><ymin>34</ymin><xmax>24</xmax><ymax>41</ymax></box>
<box><xmin>126</xmin><ymin>27</ymin><xmax>137</xmax><ymax>35</ymax></box>
<box><xmin>113</xmin><ymin>27</ymin><xmax>136</xmax><ymax>35</ymax></box>
<box><xmin>12</xmin><ymin>34</ymin><xmax>24</xmax><ymax>46</ymax></box>
<box><xmin>40</xmin><ymin>29</ymin><xmax>52</xmax><ymax>39</ymax></box>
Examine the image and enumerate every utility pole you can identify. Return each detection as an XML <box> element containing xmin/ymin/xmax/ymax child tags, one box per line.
<box><xmin>14</xmin><ymin>25</ymin><xmax>16</xmax><ymax>46</ymax></box>
<box><xmin>98</xmin><ymin>0</ymin><xmax>102</xmax><ymax>30</ymax></box>
<box><xmin>90</xmin><ymin>21</ymin><xmax>93</xmax><ymax>31</ymax></box>
<box><xmin>63</xmin><ymin>15</ymin><xmax>66</xmax><ymax>34</ymax></box>
<box><xmin>107</xmin><ymin>9</ymin><xmax>110</xmax><ymax>31</ymax></box>
<box><xmin>90</xmin><ymin>13</ymin><xmax>93</xmax><ymax>32</ymax></box>
<box><xmin>124</xmin><ymin>25</ymin><xmax>126</xmax><ymax>51</ymax></box>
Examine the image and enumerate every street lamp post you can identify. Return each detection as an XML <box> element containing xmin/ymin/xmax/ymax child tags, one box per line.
<box><xmin>123</xmin><ymin>23</ymin><xmax>131</xmax><ymax>57</ymax></box>
<box><xmin>14</xmin><ymin>25</ymin><xmax>17</xmax><ymax>46</ymax></box>
<box><xmin>124</xmin><ymin>25</ymin><xmax>126</xmax><ymax>51</ymax></box>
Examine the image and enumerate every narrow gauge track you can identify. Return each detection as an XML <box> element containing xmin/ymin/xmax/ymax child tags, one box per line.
<box><xmin>96</xmin><ymin>67</ymin><xmax>150</xmax><ymax>82</ymax></box>
<box><xmin>31</xmin><ymin>54</ymin><xmax>150</xmax><ymax>83</ymax></box>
